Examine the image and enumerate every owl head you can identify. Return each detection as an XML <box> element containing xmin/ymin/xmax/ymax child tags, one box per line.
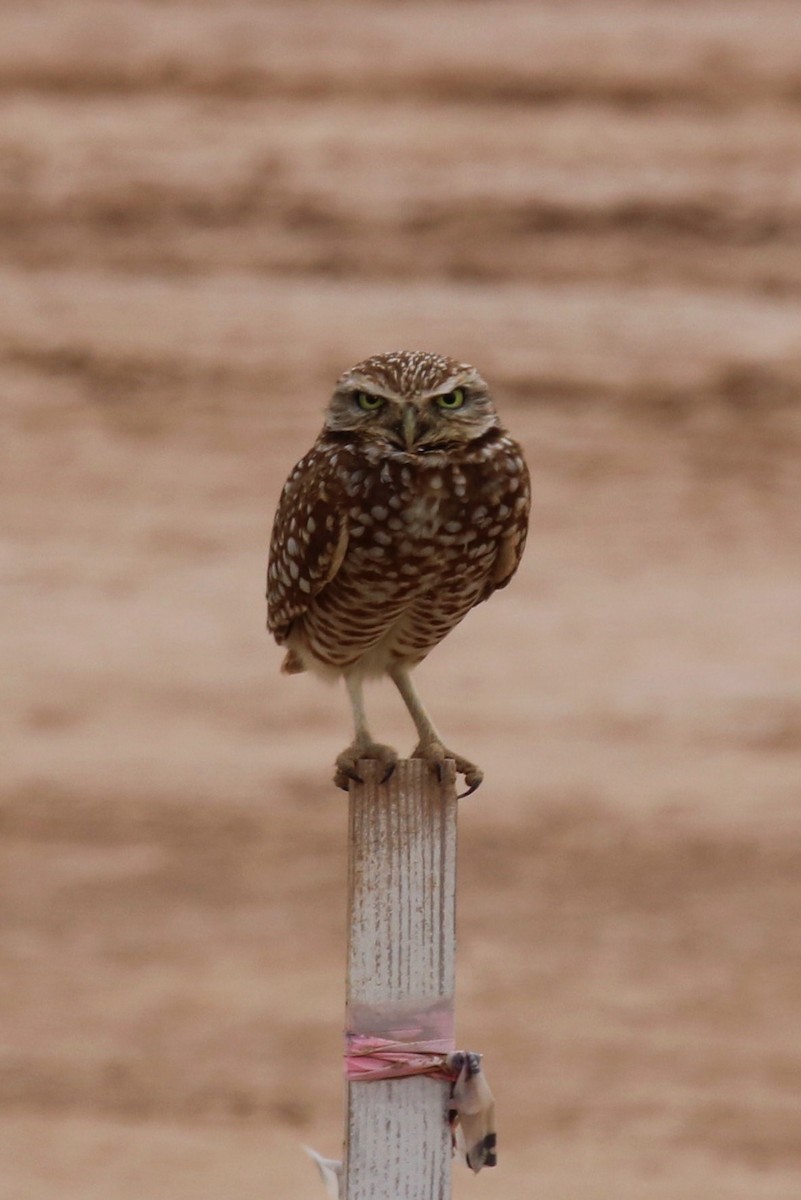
<box><xmin>323</xmin><ymin>350</ymin><xmax>500</xmax><ymax>455</ymax></box>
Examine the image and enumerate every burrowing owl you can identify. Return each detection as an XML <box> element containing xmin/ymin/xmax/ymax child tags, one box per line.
<box><xmin>267</xmin><ymin>350</ymin><xmax>530</xmax><ymax>794</ymax></box>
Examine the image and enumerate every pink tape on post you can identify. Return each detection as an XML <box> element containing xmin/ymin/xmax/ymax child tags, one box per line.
<box><xmin>345</xmin><ymin>1033</ymin><xmax>459</xmax><ymax>1083</ymax></box>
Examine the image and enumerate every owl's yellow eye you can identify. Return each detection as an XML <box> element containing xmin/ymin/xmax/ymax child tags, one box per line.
<box><xmin>436</xmin><ymin>388</ymin><xmax>466</xmax><ymax>410</ymax></box>
<box><xmin>354</xmin><ymin>391</ymin><xmax>383</xmax><ymax>411</ymax></box>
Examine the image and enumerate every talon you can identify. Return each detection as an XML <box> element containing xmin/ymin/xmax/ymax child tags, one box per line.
<box><xmin>456</xmin><ymin>763</ymin><xmax>483</xmax><ymax>798</ymax></box>
<box><xmin>334</xmin><ymin>768</ymin><xmax>361</xmax><ymax>792</ymax></box>
<box><xmin>335</xmin><ymin>741</ymin><xmax>398</xmax><ymax>792</ymax></box>
<box><xmin>411</xmin><ymin>742</ymin><xmax>482</xmax><ymax>796</ymax></box>
<box><xmin>333</xmin><ymin>767</ymin><xmax>362</xmax><ymax>791</ymax></box>
<box><xmin>458</xmin><ymin>776</ymin><xmax>483</xmax><ymax>799</ymax></box>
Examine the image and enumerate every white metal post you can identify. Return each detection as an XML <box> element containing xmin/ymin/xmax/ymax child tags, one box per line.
<box><xmin>345</xmin><ymin>758</ymin><xmax>458</xmax><ymax>1200</ymax></box>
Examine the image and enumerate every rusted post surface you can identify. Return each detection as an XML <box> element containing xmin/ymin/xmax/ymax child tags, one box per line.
<box><xmin>345</xmin><ymin>758</ymin><xmax>457</xmax><ymax>1200</ymax></box>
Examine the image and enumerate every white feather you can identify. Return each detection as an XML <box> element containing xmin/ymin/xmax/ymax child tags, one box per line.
<box><xmin>302</xmin><ymin>1145</ymin><xmax>342</xmax><ymax>1198</ymax></box>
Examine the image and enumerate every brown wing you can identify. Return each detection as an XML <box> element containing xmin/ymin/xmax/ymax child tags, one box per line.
<box><xmin>266</xmin><ymin>444</ymin><xmax>348</xmax><ymax>644</ymax></box>
<box><xmin>475</xmin><ymin>443</ymin><xmax>531</xmax><ymax>605</ymax></box>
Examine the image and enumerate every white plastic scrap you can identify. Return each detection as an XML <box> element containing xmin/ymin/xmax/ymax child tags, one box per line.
<box><xmin>447</xmin><ymin>1051</ymin><xmax>497</xmax><ymax>1172</ymax></box>
<box><xmin>303</xmin><ymin>1145</ymin><xmax>342</xmax><ymax>1198</ymax></box>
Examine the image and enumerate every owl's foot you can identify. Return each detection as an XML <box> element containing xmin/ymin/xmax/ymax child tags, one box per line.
<box><xmin>411</xmin><ymin>741</ymin><xmax>484</xmax><ymax>798</ymax></box>
<box><xmin>334</xmin><ymin>741</ymin><xmax>398</xmax><ymax>791</ymax></box>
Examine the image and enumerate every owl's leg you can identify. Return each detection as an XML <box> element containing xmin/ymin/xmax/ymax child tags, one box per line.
<box><xmin>334</xmin><ymin>673</ymin><xmax>398</xmax><ymax>791</ymax></box>
<box><xmin>389</xmin><ymin>665</ymin><xmax>483</xmax><ymax>796</ymax></box>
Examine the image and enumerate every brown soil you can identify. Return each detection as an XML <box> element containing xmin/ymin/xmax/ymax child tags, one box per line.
<box><xmin>3</xmin><ymin>3</ymin><xmax>801</xmax><ymax>1197</ymax></box>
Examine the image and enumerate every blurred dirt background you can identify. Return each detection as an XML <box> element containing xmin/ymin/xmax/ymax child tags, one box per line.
<box><xmin>3</xmin><ymin>2</ymin><xmax>801</xmax><ymax>1197</ymax></box>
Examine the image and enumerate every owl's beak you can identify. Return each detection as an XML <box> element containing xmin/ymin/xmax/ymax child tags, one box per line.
<box><xmin>402</xmin><ymin>403</ymin><xmax>418</xmax><ymax>451</ymax></box>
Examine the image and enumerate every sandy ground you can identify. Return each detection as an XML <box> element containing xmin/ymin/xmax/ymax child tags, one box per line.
<box><xmin>2</xmin><ymin>2</ymin><xmax>801</xmax><ymax>1197</ymax></box>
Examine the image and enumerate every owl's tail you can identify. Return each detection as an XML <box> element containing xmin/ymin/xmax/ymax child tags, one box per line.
<box><xmin>281</xmin><ymin>649</ymin><xmax>306</xmax><ymax>675</ymax></box>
